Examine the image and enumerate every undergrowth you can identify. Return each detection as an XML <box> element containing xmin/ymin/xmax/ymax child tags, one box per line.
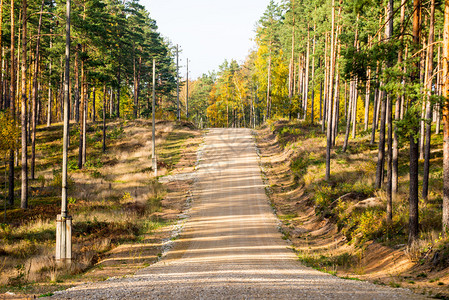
<box><xmin>268</xmin><ymin>119</ymin><xmax>445</xmax><ymax>255</ymax></box>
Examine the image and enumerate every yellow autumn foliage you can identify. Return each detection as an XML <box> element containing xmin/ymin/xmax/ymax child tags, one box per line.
<box><xmin>0</xmin><ymin>111</ymin><xmax>19</xmax><ymax>155</ymax></box>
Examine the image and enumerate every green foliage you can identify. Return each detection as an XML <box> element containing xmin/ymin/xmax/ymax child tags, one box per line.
<box><xmin>297</xmin><ymin>252</ymin><xmax>355</xmax><ymax>272</ymax></box>
<box><xmin>85</xmin><ymin>157</ymin><xmax>103</xmax><ymax>169</ymax></box>
<box><xmin>108</xmin><ymin>126</ymin><xmax>124</xmax><ymax>140</ymax></box>
<box><xmin>51</xmin><ymin>169</ymin><xmax>74</xmax><ymax>190</ymax></box>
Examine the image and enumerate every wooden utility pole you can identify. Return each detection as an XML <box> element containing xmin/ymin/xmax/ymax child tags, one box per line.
<box><xmin>152</xmin><ymin>59</ymin><xmax>157</xmax><ymax>177</ymax></box>
<box><xmin>56</xmin><ymin>0</ymin><xmax>72</xmax><ymax>263</ymax></box>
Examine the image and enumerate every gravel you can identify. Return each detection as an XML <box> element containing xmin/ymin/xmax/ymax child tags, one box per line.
<box><xmin>51</xmin><ymin>128</ymin><xmax>428</xmax><ymax>300</ymax></box>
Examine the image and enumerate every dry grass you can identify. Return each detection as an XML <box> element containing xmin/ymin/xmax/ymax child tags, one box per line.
<box><xmin>257</xmin><ymin>119</ymin><xmax>447</xmax><ymax>297</ymax></box>
<box><xmin>0</xmin><ymin>119</ymin><xmax>201</xmax><ymax>296</ymax></box>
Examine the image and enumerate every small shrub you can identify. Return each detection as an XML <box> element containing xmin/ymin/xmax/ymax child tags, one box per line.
<box><xmin>68</xmin><ymin>159</ymin><xmax>79</xmax><ymax>171</ymax></box>
<box><xmin>108</xmin><ymin>126</ymin><xmax>124</xmax><ymax>140</ymax></box>
<box><xmin>85</xmin><ymin>157</ymin><xmax>103</xmax><ymax>169</ymax></box>
<box><xmin>52</xmin><ymin>169</ymin><xmax>74</xmax><ymax>189</ymax></box>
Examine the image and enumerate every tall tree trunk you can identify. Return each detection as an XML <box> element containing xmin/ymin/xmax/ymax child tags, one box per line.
<box><xmin>343</xmin><ymin>80</ymin><xmax>353</xmax><ymax>152</ymax></box>
<box><xmin>311</xmin><ymin>29</ymin><xmax>315</xmax><ymax>124</ymax></box>
<box><xmin>351</xmin><ymin>78</ymin><xmax>358</xmax><ymax>139</ymax></box>
<box><xmin>288</xmin><ymin>4</ymin><xmax>295</xmax><ymax>120</ymax></box>
<box><xmin>30</xmin><ymin>0</ymin><xmax>45</xmax><ymax>180</ymax></box>
<box><xmin>375</xmin><ymin>85</ymin><xmax>387</xmax><ymax>189</ymax></box>
<box><xmin>441</xmin><ymin>0</ymin><xmax>449</xmax><ymax>231</ymax></box>
<box><xmin>102</xmin><ymin>84</ymin><xmax>106</xmax><ymax>153</ymax></box>
<box><xmin>303</xmin><ymin>26</ymin><xmax>310</xmax><ymax>120</ymax></box>
<box><xmin>266</xmin><ymin>48</ymin><xmax>272</xmax><ymax>120</ymax></box>
<box><xmin>133</xmin><ymin>45</ymin><xmax>137</xmax><ymax>118</ymax></box>
<box><xmin>332</xmin><ymin>47</ymin><xmax>340</xmax><ymax>144</ymax></box>
<box><xmin>319</xmin><ymin>80</ymin><xmax>323</xmax><ymax>122</ymax></box>
<box><xmin>117</xmin><ymin>59</ymin><xmax>121</xmax><ymax>118</ymax></box>
<box><xmin>409</xmin><ymin>0</ymin><xmax>421</xmax><ymax>244</ymax></box>
<box><xmin>0</xmin><ymin>0</ymin><xmax>3</xmax><ymax>111</ymax></box>
<box><xmin>325</xmin><ymin>0</ymin><xmax>336</xmax><ymax>181</ymax></box>
<box><xmin>437</xmin><ymin>43</ymin><xmax>442</xmax><ymax>135</ymax></box>
<box><xmin>74</xmin><ymin>44</ymin><xmax>80</xmax><ymax>122</ymax></box>
<box><xmin>322</xmin><ymin>33</ymin><xmax>329</xmax><ymax>133</ymax></box>
<box><xmin>364</xmin><ymin>66</ymin><xmax>371</xmax><ymax>132</ymax></box>
<box><xmin>385</xmin><ymin>0</ymin><xmax>394</xmax><ymax>223</ymax></box>
<box><xmin>393</xmin><ymin>0</ymin><xmax>407</xmax><ymax>198</ymax></box>
<box><xmin>78</xmin><ymin>51</ymin><xmax>86</xmax><ymax>169</ymax></box>
<box><xmin>8</xmin><ymin>0</ymin><xmax>15</xmax><ymax>206</ymax></box>
<box><xmin>47</xmin><ymin>31</ymin><xmax>52</xmax><ymax>127</ymax></box>
<box><xmin>92</xmin><ymin>86</ymin><xmax>96</xmax><ymax>122</ymax></box>
<box><xmin>20</xmin><ymin>0</ymin><xmax>28</xmax><ymax>209</ymax></box>
<box><xmin>83</xmin><ymin>85</ymin><xmax>87</xmax><ymax>165</ymax></box>
<box><xmin>422</xmin><ymin>0</ymin><xmax>435</xmax><ymax>200</ymax></box>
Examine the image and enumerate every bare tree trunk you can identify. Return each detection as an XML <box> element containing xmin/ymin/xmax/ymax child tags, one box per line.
<box><xmin>103</xmin><ymin>84</ymin><xmax>106</xmax><ymax>153</ymax></box>
<box><xmin>325</xmin><ymin>0</ymin><xmax>336</xmax><ymax>181</ymax></box>
<box><xmin>47</xmin><ymin>32</ymin><xmax>52</xmax><ymax>127</ymax></box>
<box><xmin>322</xmin><ymin>33</ymin><xmax>329</xmax><ymax>133</ymax></box>
<box><xmin>92</xmin><ymin>86</ymin><xmax>96</xmax><ymax>122</ymax></box>
<box><xmin>409</xmin><ymin>0</ymin><xmax>421</xmax><ymax>244</ymax></box>
<box><xmin>375</xmin><ymin>90</ymin><xmax>387</xmax><ymax>189</ymax></box>
<box><xmin>133</xmin><ymin>46</ymin><xmax>137</xmax><ymax>118</ymax></box>
<box><xmin>319</xmin><ymin>80</ymin><xmax>323</xmax><ymax>122</ymax></box>
<box><xmin>288</xmin><ymin>3</ymin><xmax>295</xmax><ymax>120</ymax></box>
<box><xmin>343</xmin><ymin>80</ymin><xmax>353</xmax><ymax>152</ymax></box>
<box><xmin>0</xmin><ymin>0</ymin><xmax>3</xmax><ymax>111</ymax></box>
<box><xmin>303</xmin><ymin>26</ymin><xmax>310</xmax><ymax>120</ymax></box>
<box><xmin>332</xmin><ymin>48</ymin><xmax>340</xmax><ymax>144</ymax></box>
<box><xmin>311</xmin><ymin>28</ymin><xmax>316</xmax><ymax>124</ymax></box>
<box><xmin>83</xmin><ymin>85</ymin><xmax>87</xmax><ymax>165</ymax></box>
<box><xmin>364</xmin><ymin>56</ymin><xmax>371</xmax><ymax>131</ymax></box>
<box><xmin>266</xmin><ymin>49</ymin><xmax>272</xmax><ymax>119</ymax></box>
<box><xmin>393</xmin><ymin>0</ymin><xmax>407</xmax><ymax>198</ymax></box>
<box><xmin>351</xmin><ymin>77</ymin><xmax>358</xmax><ymax>139</ymax></box>
<box><xmin>422</xmin><ymin>0</ymin><xmax>435</xmax><ymax>200</ymax></box>
<box><xmin>30</xmin><ymin>0</ymin><xmax>45</xmax><ymax>180</ymax></box>
<box><xmin>385</xmin><ymin>0</ymin><xmax>394</xmax><ymax>223</ymax></box>
<box><xmin>20</xmin><ymin>0</ymin><xmax>28</xmax><ymax>209</ymax></box>
<box><xmin>436</xmin><ymin>43</ymin><xmax>442</xmax><ymax>135</ymax></box>
<box><xmin>8</xmin><ymin>0</ymin><xmax>15</xmax><ymax>206</ymax></box>
<box><xmin>74</xmin><ymin>44</ymin><xmax>80</xmax><ymax>122</ymax></box>
<box><xmin>78</xmin><ymin>52</ymin><xmax>86</xmax><ymax>169</ymax></box>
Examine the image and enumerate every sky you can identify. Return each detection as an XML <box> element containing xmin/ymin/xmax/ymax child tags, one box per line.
<box><xmin>141</xmin><ymin>0</ymin><xmax>273</xmax><ymax>80</ymax></box>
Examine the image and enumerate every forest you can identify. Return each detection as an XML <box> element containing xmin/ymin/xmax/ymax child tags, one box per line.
<box><xmin>186</xmin><ymin>0</ymin><xmax>449</xmax><ymax>247</ymax></box>
<box><xmin>0</xmin><ymin>0</ymin><xmax>180</xmax><ymax>207</ymax></box>
<box><xmin>0</xmin><ymin>0</ymin><xmax>449</xmax><ymax>295</ymax></box>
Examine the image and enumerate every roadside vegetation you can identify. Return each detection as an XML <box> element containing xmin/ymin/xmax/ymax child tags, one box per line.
<box><xmin>258</xmin><ymin>119</ymin><xmax>447</xmax><ymax>298</ymax></box>
<box><xmin>0</xmin><ymin>119</ymin><xmax>200</xmax><ymax>296</ymax></box>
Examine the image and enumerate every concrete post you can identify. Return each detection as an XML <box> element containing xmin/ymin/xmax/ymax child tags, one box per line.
<box><xmin>56</xmin><ymin>214</ymin><xmax>72</xmax><ymax>262</ymax></box>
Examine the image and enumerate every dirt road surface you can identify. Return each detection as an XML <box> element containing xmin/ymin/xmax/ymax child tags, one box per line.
<box><xmin>52</xmin><ymin>128</ymin><xmax>426</xmax><ymax>299</ymax></box>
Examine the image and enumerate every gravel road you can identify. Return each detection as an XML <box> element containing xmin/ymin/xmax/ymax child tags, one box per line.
<box><xmin>52</xmin><ymin>128</ymin><xmax>427</xmax><ymax>299</ymax></box>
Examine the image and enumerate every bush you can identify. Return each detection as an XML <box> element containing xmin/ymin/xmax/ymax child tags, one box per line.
<box><xmin>52</xmin><ymin>169</ymin><xmax>74</xmax><ymax>189</ymax></box>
